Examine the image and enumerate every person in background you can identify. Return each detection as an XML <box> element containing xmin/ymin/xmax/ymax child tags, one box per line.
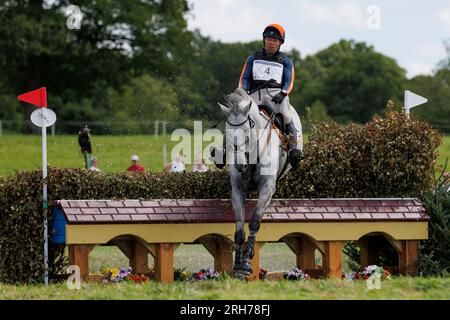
<box><xmin>78</xmin><ymin>126</ymin><xmax>93</xmax><ymax>170</ymax></box>
<box><xmin>163</xmin><ymin>162</ymin><xmax>172</xmax><ymax>173</ymax></box>
<box><xmin>89</xmin><ymin>157</ymin><xmax>101</xmax><ymax>172</ymax></box>
<box><xmin>192</xmin><ymin>155</ymin><xmax>209</xmax><ymax>172</ymax></box>
<box><xmin>171</xmin><ymin>154</ymin><xmax>186</xmax><ymax>172</ymax></box>
<box><xmin>127</xmin><ymin>154</ymin><xmax>146</xmax><ymax>173</ymax></box>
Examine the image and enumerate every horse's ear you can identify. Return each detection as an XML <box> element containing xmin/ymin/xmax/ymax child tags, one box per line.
<box><xmin>218</xmin><ymin>102</ymin><xmax>230</xmax><ymax>115</ymax></box>
<box><xmin>244</xmin><ymin>101</ymin><xmax>252</xmax><ymax>114</ymax></box>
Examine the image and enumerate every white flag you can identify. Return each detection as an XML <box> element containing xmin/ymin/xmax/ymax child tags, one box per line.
<box><xmin>404</xmin><ymin>90</ymin><xmax>428</xmax><ymax>110</ymax></box>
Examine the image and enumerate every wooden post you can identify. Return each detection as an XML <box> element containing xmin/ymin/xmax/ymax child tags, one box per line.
<box><xmin>199</xmin><ymin>237</ymin><xmax>234</xmax><ymax>275</ymax></box>
<box><xmin>323</xmin><ymin>241</ymin><xmax>342</xmax><ymax>278</ymax></box>
<box><xmin>359</xmin><ymin>238</ymin><xmax>377</xmax><ymax>269</ymax></box>
<box><xmin>154</xmin><ymin>243</ymin><xmax>174</xmax><ymax>283</ymax></box>
<box><xmin>130</xmin><ymin>241</ymin><xmax>150</xmax><ymax>274</ymax></box>
<box><xmin>248</xmin><ymin>242</ymin><xmax>265</xmax><ymax>281</ymax></box>
<box><xmin>400</xmin><ymin>240</ymin><xmax>418</xmax><ymax>276</ymax></box>
<box><xmin>68</xmin><ymin>244</ymin><xmax>95</xmax><ymax>282</ymax></box>
<box><xmin>298</xmin><ymin>238</ymin><xmax>316</xmax><ymax>270</ymax></box>
<box><xmin>283</xmin><ymin>236</ymin><xmax>316</xmax><ymax>270</ymax></box>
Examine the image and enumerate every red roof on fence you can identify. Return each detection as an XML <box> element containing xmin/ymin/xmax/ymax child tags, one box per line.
<box><xmin>54</xmin><ymin>198</ymin><xmax>429</xmax><ymax>224</ymax></box>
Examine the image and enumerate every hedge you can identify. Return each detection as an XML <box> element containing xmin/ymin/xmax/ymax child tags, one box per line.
<box><xmin>0</xmin><ymin>110</ymin><xmax>442</xmax><ymax>283</ymax></box>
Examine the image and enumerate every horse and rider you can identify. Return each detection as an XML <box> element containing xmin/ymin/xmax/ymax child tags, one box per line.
<box><xmin>211</xmin><ymin>23</ymin><xmax>303</xmax><ymax>170</ymax></box>
<box><xmin>210</xmin><ymin>24</ymin><xmax>304</xmax><ymax>278</ymax></box>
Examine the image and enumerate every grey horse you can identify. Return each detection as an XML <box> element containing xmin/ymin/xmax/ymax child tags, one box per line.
<box><xmin>217</xmin><ymin>88</ymin><xmax>303</xmax><ymax>277</ymax></box>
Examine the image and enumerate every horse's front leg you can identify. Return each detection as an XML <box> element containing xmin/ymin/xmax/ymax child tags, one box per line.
<box><xmin>242</xmin><ymin>176</ymin><xmax>276</xmax><ymax>273</ymax></box>
<box><xmin>231</xmin><ymin>172</ymin><xmax>247</xmax><ymax>275</ymax></box>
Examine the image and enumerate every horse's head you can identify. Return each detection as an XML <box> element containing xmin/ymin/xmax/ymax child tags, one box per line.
<box><xmin>219</xmin><ymin>88</ymin><xmax>256</xmax><ymax>173</ymax></box>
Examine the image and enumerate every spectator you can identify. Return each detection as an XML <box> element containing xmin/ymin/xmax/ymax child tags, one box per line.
<box><xmin>163</xmin><ymin>162</ymin><xmax>172</xmax><ymax>173</ymax></box>
<box><xmin>78</xmin><ymin>126</ymin><xmax>93</xmax><ymax>170</ymax></box>
<box><xmin>192</xmin><ymin>155</ymin><xmax>209</xmax><ymax>173</ymax></box>
<box><xmin>127</xmin><ymin>154</ymin><xmax>146</xmax><ymax>173</ymax></box>
<box><xmin>89</xmin><ymin>157</ymin><xmax>101</xmax><ymax>172</ymax></box>
<box><xmin>171</xmin><ymin>154</ymin><xmax>186</xmax><ymax>172</ymax></box>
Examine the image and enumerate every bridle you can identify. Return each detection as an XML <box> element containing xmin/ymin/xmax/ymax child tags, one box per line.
<box><xmin>226</xmin><ymin>115</ymin><xmax>255</xmax><ymax>128</ymax></box>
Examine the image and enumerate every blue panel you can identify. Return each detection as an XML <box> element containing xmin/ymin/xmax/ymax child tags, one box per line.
<box><xmin>51</xmin><ymin>207</ymin><xmax>67</xmax><ymax>244</ymax></box>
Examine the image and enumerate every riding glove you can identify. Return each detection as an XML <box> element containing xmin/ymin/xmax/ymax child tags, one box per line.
<box><xmin>272</xmin><ymin>91</ymin><xmax>287</xmax><ymax>104</ymax></box>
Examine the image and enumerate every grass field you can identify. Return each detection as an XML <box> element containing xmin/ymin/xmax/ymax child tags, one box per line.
<box><xmin>0</xmin><ymin>276</ymin><xmax>449</xmax><ymax>299</ymax></box>
<box><xmin>0</xmin><ymin>134</ymin><xmax>449</xmax><ymax>177</ymax></box>
<box><xmin>1</xmin><ymin>244</ymin><xmax>449</xmax><ymax>299</ymax></box>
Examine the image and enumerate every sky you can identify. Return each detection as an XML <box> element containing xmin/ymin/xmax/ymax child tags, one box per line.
<box><xmin>186</xmin><ymin>0</ymin><xmax>450</xmax><ymax>79</ymax></box>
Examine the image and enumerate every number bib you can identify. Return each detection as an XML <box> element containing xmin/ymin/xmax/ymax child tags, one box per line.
<box><xmin>252</xmin><ymin>60</ymin><xmax>283</xmax><ymax>84</ymax></box>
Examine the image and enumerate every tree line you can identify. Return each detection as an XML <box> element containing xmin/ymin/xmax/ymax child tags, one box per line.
<box><xmin>0</xmin><ymin>0</ymin><xmax>449</xmax><ymax>133</ymax></box>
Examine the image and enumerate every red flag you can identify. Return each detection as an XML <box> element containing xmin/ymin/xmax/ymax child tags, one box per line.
<box><xmin>17</xmin><ymin>87</ymin><xmax>47</xmax><ymax>108</ymax></box>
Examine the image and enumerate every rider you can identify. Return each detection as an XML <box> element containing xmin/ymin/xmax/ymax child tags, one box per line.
<box><xmin>211</xmin><ymin>23</ymin><xmax>303</xmax><ymax>169</ymax></box>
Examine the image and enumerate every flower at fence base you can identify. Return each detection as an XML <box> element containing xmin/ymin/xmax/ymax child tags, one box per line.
<box><xmin>259</xmin><ymin>268</ymin><xmax>268</xmax><ymax>280</ymax></box>
<box><xmin>283</xmin><ymin>268</ymin><xmax>309</xmax><ymax>280</ymax></box>
<box><xmin>102</xmin><ymin>266</ymin><xmax>148</xmax><ymax>284</ymax></box>
<box><xmin>342</xmin><ymin>265</ymin><xmax>392</xmax><ymax>281</ymax></box>
<box><xmin>191</xmin><ymin>268</ymin><xmax>221</xmax><ymax>281</ymax></box>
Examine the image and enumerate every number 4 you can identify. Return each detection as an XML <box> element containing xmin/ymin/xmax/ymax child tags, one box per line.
<box><xmin>265</xmin><ymin>67</ymin><xmax>270</xmax><ymax>75</ymax></box>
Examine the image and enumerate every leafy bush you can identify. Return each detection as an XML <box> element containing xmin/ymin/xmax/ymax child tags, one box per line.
<box><xmin>418</xmin><ymin>171</ymin><xmax>450</xmax><ymax>276</ymax></box>
<box><xmin>278</xmin><ymin>110</ymin><xmax>441</xmax><ymax>198</ymax></box>
<box><xmin>0</xmin><ymin>110</ymin><xmax>442</xmax><ymax>283</ymax></box>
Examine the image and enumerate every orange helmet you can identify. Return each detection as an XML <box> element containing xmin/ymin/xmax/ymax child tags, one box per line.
<box><xmin>262</xmin><ymin>23</ymin><xmax>285</xmax><ymax>43</ymax></box>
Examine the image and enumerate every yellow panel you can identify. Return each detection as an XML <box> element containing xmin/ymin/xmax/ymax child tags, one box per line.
<box><xmin>66</xmin><ymin>221</ymin><xmax>428</xmax><ymax>244</ymax></box>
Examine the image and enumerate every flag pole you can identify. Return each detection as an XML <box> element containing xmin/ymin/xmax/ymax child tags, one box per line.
<box><xmin>17</xmin><ymin>87</ymin><xmax>51</xmax><ymax>286</ymax></box>
<box><xmin>42</xmin><ymin>107</ymin><xmax>49</xmax><ymax>285</ymax></box>
<box><xmin>404</xmin><ymin>90</ymin><xmax>410</xmax><ymax>119</ymax></box>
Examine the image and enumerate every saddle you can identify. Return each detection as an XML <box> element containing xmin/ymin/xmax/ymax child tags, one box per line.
<box><xmin>257</xmin><ymin>104</ymin><xmax>288</xmax><ymax>147</ymax></box>
<box><xmin>258</xmin><ymin>104</ymin><xmax>284</xmax><ymax>131</ymax></box>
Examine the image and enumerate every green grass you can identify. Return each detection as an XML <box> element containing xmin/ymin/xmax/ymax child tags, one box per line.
<box><xmin>0</xmin><ymin>134</ymin><xmax>213</xmax><ymax>177</ymax></box>
<box><xmin>0</xmin><ymin>276</ymin><xmax>449</xmax><ymax>299</ymax></box>
<box><xmin>1</xmin><ymin>244</ymin><xmax>448</xmax><ymax>299</ymax></box>
<box><xmin>0</xmin><ymin>134</ymin><xmax>449</xmax><ymax>178</ymax></box>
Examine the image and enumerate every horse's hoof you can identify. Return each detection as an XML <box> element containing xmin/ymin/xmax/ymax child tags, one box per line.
<box><xmin>235</xmin><ymin>261</ymin><xmax>253</xmax><ymax>275</ymax></box>
<box><xmin>232</xmin><ymin>270</ymin><xmax>246</xmax><ymax>280</ymax></box>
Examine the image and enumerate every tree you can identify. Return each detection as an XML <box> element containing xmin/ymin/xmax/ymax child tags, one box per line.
<box><xmin>408</xmin><ymin>41</ymin><xmax>450</xmax><ymax>132</ymax></box>
<box><xmin>300</xmin><ymin>40</ymin><xmax>407</xmax><ymax>123</ymax></box>
<box><xmin>106</xmin><ymin>75</ymin><xmax>180</xmax><ymax>134</ymax></box>
<box><xmin>0</xmin><ymin>0</ymin><xmax>192</xmax><ymax>130</ymax></box>
<box><xmin>305</xmin><ymin>100</ymin><xmax>332</xmax><ymax>123</ymax></box>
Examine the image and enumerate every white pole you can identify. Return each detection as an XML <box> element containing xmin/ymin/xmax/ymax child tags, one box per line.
<box><xmin>404</xmin><ymin>90</ymin><xmax>410</xmax><ymax>119</ymax></box>
<box><xmin>42</xmin><ymin>108</ymin><xmax>49</xmax><ymax>285</ymax></box>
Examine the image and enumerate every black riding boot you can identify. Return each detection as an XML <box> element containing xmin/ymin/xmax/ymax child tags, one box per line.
<box><xmin>286</xmin><ymin>121</ymin><xmax>303</xmax><ymax>169</ymax></box>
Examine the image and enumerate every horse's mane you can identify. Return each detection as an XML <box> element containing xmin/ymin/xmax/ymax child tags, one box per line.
<box><xmin>224</xmin><ymin>88</ymin><xmax>251</xmax><ymax>115</ymax></box>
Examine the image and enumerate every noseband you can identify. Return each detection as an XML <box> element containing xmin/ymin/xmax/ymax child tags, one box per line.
<box><xmin>226</xmin><ymin>116</ymin><xmax>255</xmax><ymax>128</ymax></box>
